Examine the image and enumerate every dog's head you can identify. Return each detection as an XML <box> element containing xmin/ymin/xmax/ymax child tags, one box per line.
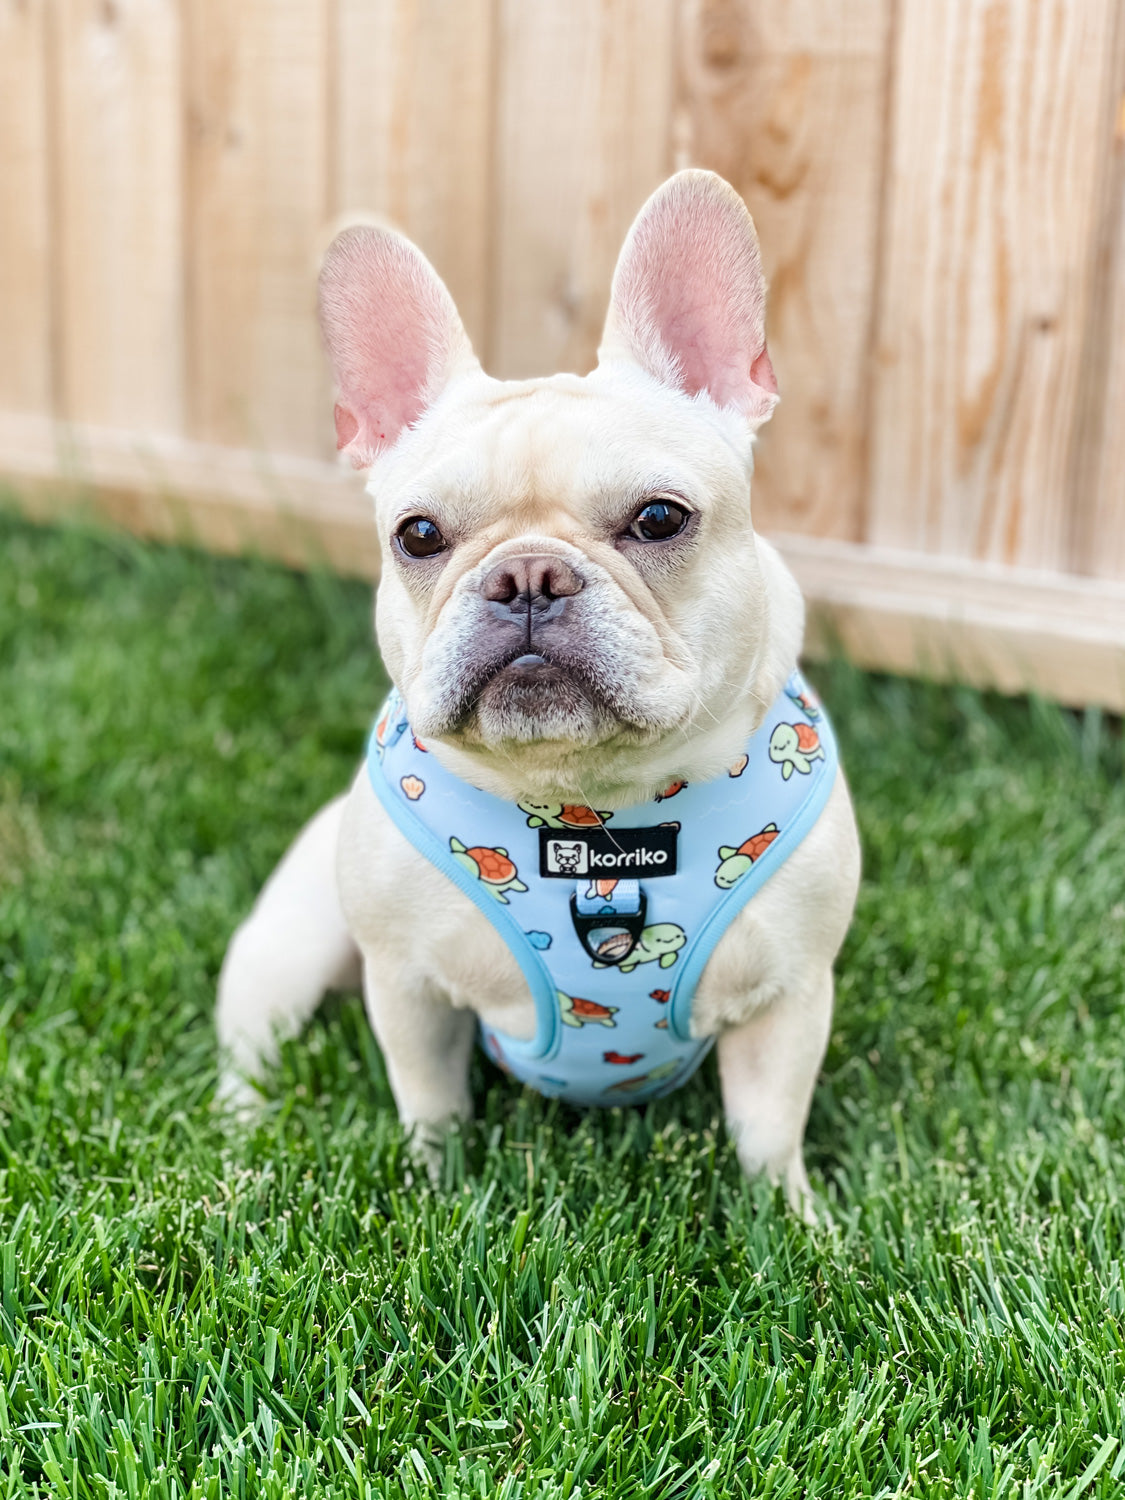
<box><xmin>319</xmin><ymin>171</ymin><xmax>803</xmax><ymax>803</ymax></box>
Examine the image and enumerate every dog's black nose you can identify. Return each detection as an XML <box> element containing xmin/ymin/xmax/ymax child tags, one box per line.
<box><xmin>481</xmin><ymin>555</ymin><xmax>584</xmax><ymax>619</ymax></box>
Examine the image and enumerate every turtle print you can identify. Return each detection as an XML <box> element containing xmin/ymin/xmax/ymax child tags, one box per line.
<box><xmin>373</xmin><ymin>705</ymin><xmax>391</xmax><ymax>749</ymax></box>
<box><xmin>519</xmin><ymin>801</ymin><xmax>613</xmax><ymax>830</ymax></box>
<box><xmin>655</xmin><ymin>780</ymin><xmax>686</xmax><ymax>801</ymax></box>
<box><xmin>602</xmin><ymin>1059</ymin><xmax>683</xmax><ymax>1096</ymax></box>
<box><xmin>558</xmin><ymin>990</ymin><xmax>618</xmax><ymax>1028</ymax></box>
<box><xmin>714</xmin><ymin>822</ymin><xmax>780</xmax><ymax>888</ymax></box>
<box><xmin>786</xmin><ymin>685</ymin><xmax>821</xmax><ymax>721</ymax></box>
<box><xmin>768</xmin><ymin>721</ymin><xmax>825</xmax><ymax>780</ymax></box>
<box><xmin>373</xmin><ymin>695</ymin><xmax>409</xmax><ymax>757</ymax></box>
<box><xmin>593</xmin><ymin>922</ymin><xmax>686</xmax><ymax>973</ymax></box>
<box><xmin>449</xmin><ymin>837</ymin><xmax>528</xmax><ymax>902</ymax></box>
<box><xmin>483</xmin><ymin>1032</ymin><xmax>510</xmax><ymax>1072</ymax></box>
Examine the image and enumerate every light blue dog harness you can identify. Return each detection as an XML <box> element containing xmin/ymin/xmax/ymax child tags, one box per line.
<box><xmin>367</xmin><ymin>671</ymin><xmax>838</xmax><ymax>1107</ymax></box>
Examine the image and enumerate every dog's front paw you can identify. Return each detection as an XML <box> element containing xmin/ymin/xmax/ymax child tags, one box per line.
<box><xmin>781</xmin><ymin>1158</ymin><xmax>822</xmax><ymax>1228</ymax></box>
<box><xmin>732</xmin><ymin>1133</ymin><xmax>822</xmax><ymax>1225</ymax></box>
<box><xmin>405</xmin><ymin>1124</ymin><xmax>444</xmax><ymax>1185</ymax></box>
<box><xmin>403</xmin><ymin>1114</ymin><xmax>469</xmax><ymax>1186</ymax></box>
<box><xmin>213</xmin><ymin>1069</ymin><xmax>269</xmax><ymax>1127</ymax></box>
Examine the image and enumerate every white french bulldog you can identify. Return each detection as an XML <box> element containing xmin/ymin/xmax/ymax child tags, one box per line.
<box><xmin>216</xmin><ymin>170</ymin><xmax>860</xmax><ymax>1212</ymax></box>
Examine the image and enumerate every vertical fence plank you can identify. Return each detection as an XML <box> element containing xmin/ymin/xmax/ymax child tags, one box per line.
<box><xmin>868</xmin><ymin>0</ymin><xmax>1117</xmax><ymax>568</ymax></box>
<box><xmin>1076</xmin><ymin>195</ymin><xmax>1125</xmax><ymax>579</ymax></box>
<box><xmin>678</xmin><ymin>0</ymin><xmax>891</xmax><ymax>541</ymax></box>
<box><xmin>0</xmin><ymin>0</ymin><xmax>52</xmax><ymax>415</ymax></box>
<box><xmin>335</xmin><ymin>0</ymin><xmax>495</xmax><ymax>358</ymax></box>
<box><xmin>491</xmin><ymin>0</ymin><xmax>677</xmax><ymax>380</ymax></box>
<box><xmin>1068</xmin><ymin>13</ymin><xmax>1125</xmax><ymax>582</ymax></box>
<box><xmin>53</xmin><ymin>0</ymin><xmax>182</xmax><ymax>431</ymax></box>
<box><xmin>185</xmin><ymin>0</ymin><xmax>330</xmax><ymax>457</ymax></box>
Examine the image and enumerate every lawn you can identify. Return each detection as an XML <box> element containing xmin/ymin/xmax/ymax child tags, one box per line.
<box><xmin>2</xmin><ymin>509</ymin><xmax>1125</xmax><ymax>1498</ymax></box>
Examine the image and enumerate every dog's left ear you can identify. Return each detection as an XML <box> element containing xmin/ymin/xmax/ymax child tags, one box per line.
<box><xmin>598</xmin><ymin>170</ymin><xmax>778</xmax><ymax>428</ymax></box>
<box><xmin>318</xmin><ymin>223</ymin><xmax>479</xmax><ymax>467</ymax></box>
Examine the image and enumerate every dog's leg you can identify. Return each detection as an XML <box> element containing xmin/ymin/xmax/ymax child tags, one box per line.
<box><xmin>216</xmin><ymin>794</ymin><xmax>361</xmax><ymax>1108</ymax></box>
<box><xmin>361</xmin><ymin>958</ymin><xmax>475</xmax><ymax>1174</ymax></box>
<box><xmin>716</xmin><ymin>970</ymin><xmax>834</xmax><ymax>1219</ymax></box>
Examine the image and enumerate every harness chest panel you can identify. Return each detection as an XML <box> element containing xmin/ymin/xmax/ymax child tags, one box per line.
<box><xmin>367</xmin><ymin>671</ymin><xmax>838</xmax><ymax>1107</ymax></box>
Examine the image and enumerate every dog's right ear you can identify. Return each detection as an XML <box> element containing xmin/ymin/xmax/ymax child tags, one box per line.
<box><xmin>318</xmin><ymin>226</ymin><xmax>478</xmax><ymax>467</ymax></box>
<box><xmin>598</xmin><ymin>170</ymin><xmax>778</xmax><ymax>429</ymax></box>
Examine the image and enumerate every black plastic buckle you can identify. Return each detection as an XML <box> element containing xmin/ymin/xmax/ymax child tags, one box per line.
<box><xmin>569</xmin><ymin>890</ymin><xmax>647</xmax><ymax>965</ymax></box>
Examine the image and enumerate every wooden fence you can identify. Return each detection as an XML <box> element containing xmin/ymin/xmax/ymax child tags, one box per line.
<box><xmin>4</xmin><ymin>0</ymin><xmax>1125</xmax><ymax>708</ymax></box>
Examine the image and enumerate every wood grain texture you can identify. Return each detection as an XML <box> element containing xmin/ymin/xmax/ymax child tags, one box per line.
<box><xmin>782</xmin><ymin>532</ymin><xmax>1125</xmax><ymax>712</ymax></box>
<box><xmin>0</xmin><ymin>413</ymin><xmax>376</xmax><ymax>575</ymax></box>
<box><xmin>490</xmin><ymin>0</ymin><xmax>677</xmax><ymax>379</ymax></box>
<box><xmin>184</xmin><ymin>0</ymin><xmax>330</xmax><ymax>456</ymax></box>
<box><xmin>53</xmin><ymin>0</ymin><xmax>183</xmax><ymax>430</ymax></box>
<box><xmin>7</xmin><ymin>0</ymin><xmax>1125</xmax><ymax>701</ymax></box>
<box><xmin>677</xmin><ymin>0</ymin><xmax>891</xmax><ymax>541</ymax></box>
<box><xmin>868</xmin><ymin>0</ymin><xmax>1118</xmax><ymax>568</ymax></box>
<box><xmin>0</xmin><ymin>0</ymin><xmax>52</xmax><ymax>415</ymax></box>
<box><xmin>335</xmin><ymin>0</ymin><xmax>495</xmax><ymax>357</ymax></box>
<box><xmin>1068</xmin><ymin>10</ymin><xmax>1125</xmax><ymax>582</ymax></box>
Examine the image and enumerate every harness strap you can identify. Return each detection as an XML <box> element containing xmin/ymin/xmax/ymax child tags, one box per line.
<box><xmin>366</xmin><ymin>668</ymin><xmax>840</xmax><ymax>1106</ymax></box>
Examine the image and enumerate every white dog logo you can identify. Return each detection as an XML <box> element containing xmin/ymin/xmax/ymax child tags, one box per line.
<box><xmin>547</xmin><ymin>840</ymin><xmax>588</xmax><ymax>875</ymax></box>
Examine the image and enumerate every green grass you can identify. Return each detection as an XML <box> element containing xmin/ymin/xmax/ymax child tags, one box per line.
<box><xmin>2</xmin><ymin>509</ymin><xmax>1125</xmax><ymax>1498</ymax></box>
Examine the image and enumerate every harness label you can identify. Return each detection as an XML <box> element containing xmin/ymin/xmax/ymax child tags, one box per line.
<box><xmin>539</xmin><ymin>825</ymin><xmax>679</xmax><ymax>879</ymax></box>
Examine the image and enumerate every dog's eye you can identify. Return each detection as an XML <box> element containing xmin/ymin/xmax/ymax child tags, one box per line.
<box><xmin>627</xmin><ymin>499</ymin><xmax>691</xmax><ymax>543</ymax></box>
<box><xmin>397</xmin><ymin>516</ymin><xmax>447</xmax><ymax>559</ymax></box>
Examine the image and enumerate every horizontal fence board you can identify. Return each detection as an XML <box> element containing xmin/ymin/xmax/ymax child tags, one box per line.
<box><xmin>679</xmin><ymin>0</ymin><xmax>891</xmax><ymax>541</ymax></box>
<box><xmin>5</xmin><ymin>421</ymin><xmax>1124</xmax><ymax>712</ymax></box>
<box><xmin>0</xmin><ymin>414</ymin><xmax>376</xmax><ymax>575</ymax></box>
<box><xmin>784</xmin><ymin>533</ymin><xmax>1125</xmax><ymax>710</ymax></box>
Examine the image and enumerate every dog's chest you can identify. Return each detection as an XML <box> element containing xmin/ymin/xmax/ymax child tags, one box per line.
<box><xmin>342</xmin><ymin>746</ymin><xmax>857</xmax><ymax>1069</ymax></box>
<box><xmin>340</xmin><ymin>777</ymin><xmax>541</xmax><ymax>1038</ymax></box>
<box><xmin>431</xmin><ymin>894</ymin><xmax>540</xmax><ymax>1039</ymax></box>
<box><xmin>348</xmin><ymin>673</ymin><xmax>839</xmax><ymax>1082</ymax></box>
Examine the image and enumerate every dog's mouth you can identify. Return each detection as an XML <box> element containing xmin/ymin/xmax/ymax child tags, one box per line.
<box><xmin>483</xmin><ymin>648</ymin><xmax>599</xmax><ymax>726</ymax></box>
<box><xmin>480</xmin><ymin>650</ymin><xmax>586</xmax><ymax>696</ymax></box>
<box><xmin>409</xmin><ymin>578</ymin><xmax>693</xmax><ymax>751</ymax></box>
<box><xmin>490</xmin><ymin>651</ymin><xmax>557</xmax><ymax>681</ymax></box>
<box><xmin>428</xmin><ymin>644</ymin><xmax>630</xmax><ymax>746</ymax></box>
